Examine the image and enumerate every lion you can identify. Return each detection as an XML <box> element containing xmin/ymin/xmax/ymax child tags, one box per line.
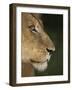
<box><xmin>21</xmin><ymin>13</ymin><xmax>55</xmax><ymax>76</ymax></box>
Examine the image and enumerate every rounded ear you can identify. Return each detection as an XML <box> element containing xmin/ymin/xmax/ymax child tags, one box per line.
<box><xmin>31</xmin><ymin>13</ymin><xmax>43</xmax><ymax>27</ymax></box>
<box><xmin>31</xmin><ymin>13</ymin><xmax>41</xmax><ymax>19</ymax></box>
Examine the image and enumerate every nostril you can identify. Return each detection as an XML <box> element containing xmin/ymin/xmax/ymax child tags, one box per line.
<box><xmin>46</xmin><ymin>48</ymin><xmax>54</xmax><ymax>54</ymax></box>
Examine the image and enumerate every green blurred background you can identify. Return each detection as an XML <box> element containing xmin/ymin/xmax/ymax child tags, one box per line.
<box><xmin>34</xmin><ymin>14</ymin><xmax>63</xmax><ymax>76</ymax></box>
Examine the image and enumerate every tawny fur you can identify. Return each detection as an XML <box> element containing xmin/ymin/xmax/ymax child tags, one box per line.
<box><xmin>21</xmin><ymin>13</ymin><xmax>55</xmax><ymax>76</ymax></box>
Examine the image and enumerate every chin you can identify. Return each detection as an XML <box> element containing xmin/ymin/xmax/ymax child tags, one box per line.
<box><xmin>32</xmin><ymin>55</ymin><xmax>51</xmax><ymax>71</ymax></box>
<box><xmin>32</xmin><ymin>61</ymin><xmax>48</xmax><ymax>71</ymax></box>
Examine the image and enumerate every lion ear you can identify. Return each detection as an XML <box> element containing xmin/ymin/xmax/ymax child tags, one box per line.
<box><xmin>31</xmin><ymin>13</ymin><xmax>41</xmax><ymax>19</ymax></box>
<box><xmin>31</xmin><ymin>13</ymin><xmax>44</xmax><ymax>28</ymax></box>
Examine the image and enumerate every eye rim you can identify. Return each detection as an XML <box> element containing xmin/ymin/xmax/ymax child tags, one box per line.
<box><xmin>31</xmin><ymin>28</ymin><xmax>37</xmax><ymax>32</ymax></box>
<box><xmin>28</xmin><ymin>25</ymin><xmax>38</xmax><ymax>33</ymax></box>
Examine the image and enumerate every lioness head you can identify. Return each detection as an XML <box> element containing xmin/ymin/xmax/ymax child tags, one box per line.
<box><xmin>21</xmin><ymin>13</ymin><xmax>55</xmax><ymax>71</ymax></box>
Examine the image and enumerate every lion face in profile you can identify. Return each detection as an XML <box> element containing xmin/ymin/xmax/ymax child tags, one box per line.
<box><xmin>21</xmin><ymin>13</ymin><xmax>55</xmax><ymax>72</ymax></box>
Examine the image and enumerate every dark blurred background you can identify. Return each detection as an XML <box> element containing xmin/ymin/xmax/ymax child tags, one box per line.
<box><xmin>34</xmin><ymin>14</ymin><xmax>63</xmax><ymax>76</ymax></box>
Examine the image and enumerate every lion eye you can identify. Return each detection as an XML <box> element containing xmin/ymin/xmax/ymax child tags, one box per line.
<box><xmin>29</xmin><ymin>25</ymin><xmax>37</xmax><ymax>33</ymax></box>
<box><xmin>32</xmin><ymin>28</ymin><xmax>37</xmax><ymax>33</ymax></box>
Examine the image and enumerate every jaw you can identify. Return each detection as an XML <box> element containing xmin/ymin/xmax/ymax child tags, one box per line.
<box><xmin>31</xmin><ymin>55</ymin><xmax>51</xmax><ymax>71</ymax></box>
<box><xmin>22</xmin><ymin>54</ymin><xmax>51</xmax><ymax>71</ymax></box>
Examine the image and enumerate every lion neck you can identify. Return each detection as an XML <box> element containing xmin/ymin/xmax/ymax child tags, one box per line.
<box><xmin>22</xmin><ymin>62</ymin><xmax>34</xmax><ymax>77</ymax></box>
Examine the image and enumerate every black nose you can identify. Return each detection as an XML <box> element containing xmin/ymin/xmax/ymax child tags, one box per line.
<box><xmin>46</xmin><ymin>48</ymin><xmax>54</xmax><ymax>54</ymax></box>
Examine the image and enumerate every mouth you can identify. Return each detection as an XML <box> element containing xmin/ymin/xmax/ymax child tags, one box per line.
<box><xmin>30</xmin><ymin>59</ymin><xmax>48</xmax><ymax>64</ymax></box>
<box><xmin>30</xmin><ymin>54</ymin><xmax>51</xmax><ymax>64</ymax></box>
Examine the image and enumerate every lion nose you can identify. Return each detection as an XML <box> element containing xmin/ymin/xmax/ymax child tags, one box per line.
<box><xmin>46</xmin><ymin>48</ymin><xmax>55</xmax><ymax>55</ymax></box>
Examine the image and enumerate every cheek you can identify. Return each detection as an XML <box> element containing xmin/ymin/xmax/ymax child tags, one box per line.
<box><xmin>21</xmin><ymin>45</ymin><xmax>34</xmax><ymax>63</ymax></box>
